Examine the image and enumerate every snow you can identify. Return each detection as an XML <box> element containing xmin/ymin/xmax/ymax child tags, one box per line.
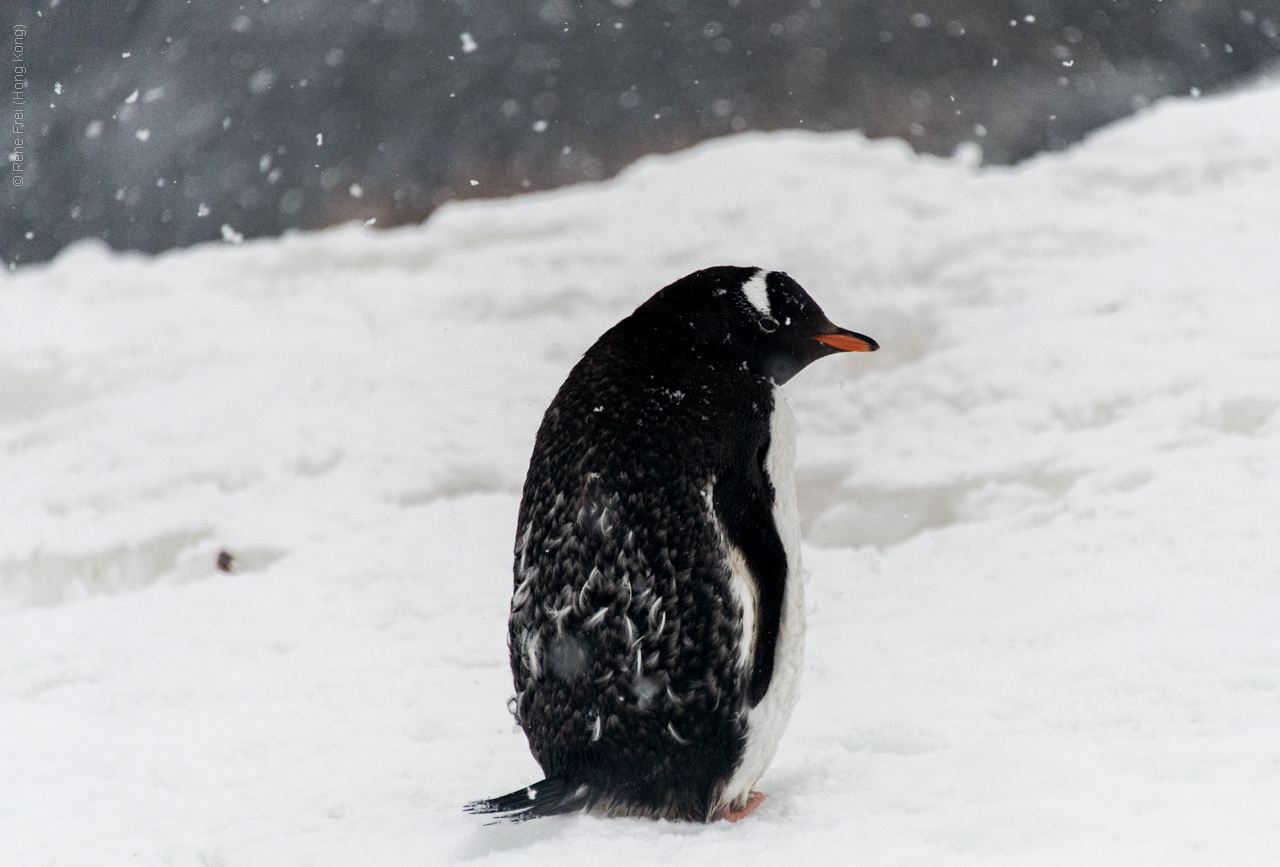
<box><xmin>3</xmin><ymin>81</ymin><xmax>1280</xmax><ymax>865</ymax></box>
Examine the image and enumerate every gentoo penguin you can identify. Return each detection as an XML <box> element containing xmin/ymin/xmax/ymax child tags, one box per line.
<box><xmin>466</xmin><ymin>266</ymin><xmax>877</xmax><ymax>823</ymax></box>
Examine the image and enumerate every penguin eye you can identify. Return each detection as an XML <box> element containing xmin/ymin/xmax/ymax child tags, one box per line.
<box><xmin>759</xmin><ymin>316</ymin><xmax>779</xmax><ymax>333</ymax></box>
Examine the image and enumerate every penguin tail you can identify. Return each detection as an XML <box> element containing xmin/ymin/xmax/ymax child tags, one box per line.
<box><xmin>464</xmin><ymin>775</ymin><xmax>592</xmax><ymax>823</ymax></box>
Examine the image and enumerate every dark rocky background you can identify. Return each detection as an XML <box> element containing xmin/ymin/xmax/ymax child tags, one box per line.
<box><xmin>4</xmin><ymin>0</ymin><xmax>1279</xmax><ymax>266</ymax></box>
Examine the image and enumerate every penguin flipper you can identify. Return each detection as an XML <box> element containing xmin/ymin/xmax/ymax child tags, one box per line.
<box><xmin>464</xmin><ymin>775</ymin><xmax>591</xmax><ymax>822</ymax></box>
<box><xmin>712</xmin><ymin>432</ymin><xmax>789</xmax><ymax>707</ymax></box>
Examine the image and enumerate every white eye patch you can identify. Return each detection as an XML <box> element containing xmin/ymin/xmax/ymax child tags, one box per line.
<box><xmin>740</xmin><ymin>270</ymin><xmax>772</xmax><ymax>316</ymax></box>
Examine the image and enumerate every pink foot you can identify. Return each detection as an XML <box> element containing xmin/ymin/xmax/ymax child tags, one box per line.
<box><xmin>715</xmin><ymin>790</ymin><xmax>766</xmax><ymax>823</ymax></box>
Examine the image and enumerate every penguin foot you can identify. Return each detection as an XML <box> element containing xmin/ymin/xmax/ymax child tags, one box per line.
<box><xmin>715</xmin><ymin>790</ymin><xmax>766</xmax><ymax>823</ymax></box>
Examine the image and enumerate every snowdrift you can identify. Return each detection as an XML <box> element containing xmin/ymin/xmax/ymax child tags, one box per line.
<box><xmin>3</xmin><ymin>83</ymin><xmax>1279</xmax><ymax>865</ymax></box>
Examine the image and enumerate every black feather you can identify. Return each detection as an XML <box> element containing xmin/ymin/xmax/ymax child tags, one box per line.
<box><xmin>464</xmin><ymin>775</ymin><xmax>590</xmax><ymax>823</ymax></box>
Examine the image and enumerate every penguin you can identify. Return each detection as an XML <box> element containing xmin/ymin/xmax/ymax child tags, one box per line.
<box><xmin>466</xmin><ymin>266</ymin><xmax>878</xmax><ymax>823</ymax></box>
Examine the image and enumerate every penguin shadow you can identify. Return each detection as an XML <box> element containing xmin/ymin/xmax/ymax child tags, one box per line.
<box><xmin>453</xmin><ymin>815</ymin><xmax>576</xmax><ymax>861</ymax></box>
<box><xmin>453</xmin><ymin>806</ymin><xmax>740</xmax><ymax>860</ymax></box>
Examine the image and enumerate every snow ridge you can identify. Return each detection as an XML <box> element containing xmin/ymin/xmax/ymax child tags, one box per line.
<box><xmin>3</xmin><ymin>84</ymin><xmax>1280</xmax><ymax>864</ymax></box>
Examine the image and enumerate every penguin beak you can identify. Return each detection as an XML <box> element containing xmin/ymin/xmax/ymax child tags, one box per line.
<box><xmin>813</xmin><ymin>328</ymin><xmax>879</xmax><ymax>353</ymax></box>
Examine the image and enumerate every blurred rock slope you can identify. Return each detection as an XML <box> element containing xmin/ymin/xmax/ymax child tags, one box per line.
<box><xmin>4</xmin><ymin>0</ymin><xmax>1279</xmax><ymax>265</ymax></box>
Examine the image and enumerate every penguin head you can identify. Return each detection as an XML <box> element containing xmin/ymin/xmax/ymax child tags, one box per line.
<box><xmin>633</xmin><ymin>266</ymin><xmax>879</xmax><ymax>384</ymax></box>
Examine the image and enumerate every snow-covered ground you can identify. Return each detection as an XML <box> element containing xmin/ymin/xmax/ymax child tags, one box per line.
<box><xmin>3</xmin><ymin>81</ymin><xmax>1280</xmax><ymax>866</ymax></box>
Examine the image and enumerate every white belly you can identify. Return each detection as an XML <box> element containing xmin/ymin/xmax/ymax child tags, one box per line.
<box><xmin>718</xmin><ymin>387</ymin><xmax>805</xmax><ymax>810</ymax></box>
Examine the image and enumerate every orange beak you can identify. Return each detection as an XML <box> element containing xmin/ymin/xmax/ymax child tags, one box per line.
<box><xmin>813</xmin><ymin>331</ymin><xmax>879</xmax><ymax>353</ymax></box>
